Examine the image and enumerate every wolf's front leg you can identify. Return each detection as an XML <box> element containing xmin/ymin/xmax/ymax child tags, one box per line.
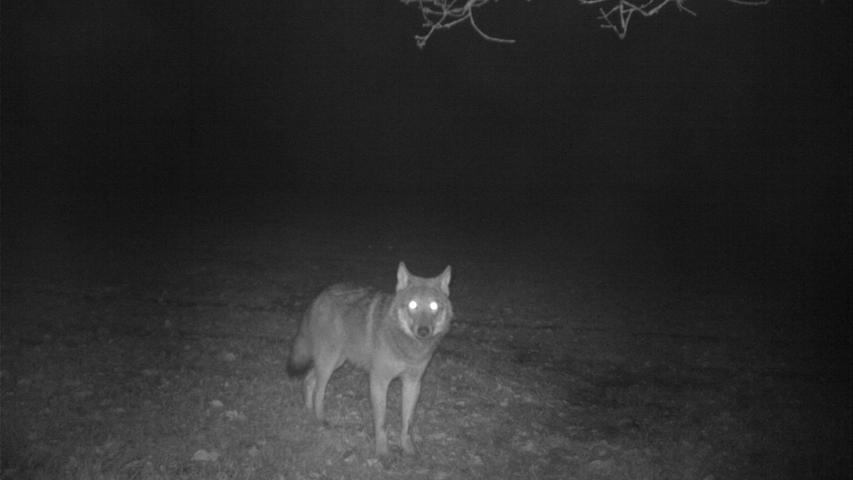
<box><xmin>400</xmin><ymin>369</ymin><xmax>425</xmax><ymax>455</ymax></box>
<box><xmin>369</xmin><ymin>373</ymin><xmax>392</xmax><ymax>456</ymax></box>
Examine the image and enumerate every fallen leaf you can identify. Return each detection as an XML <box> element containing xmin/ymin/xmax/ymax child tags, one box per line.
<box><xmin>191</xmin><ymin>449</ymin><xmax>219</xmax><ymax>462</ymax></box>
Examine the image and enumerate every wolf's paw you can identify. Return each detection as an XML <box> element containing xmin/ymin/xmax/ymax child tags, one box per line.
<box><xmin>375</xmin><ymin>433</ymin><xmax>390</xmax><ymax>456</ymax></box>
<box><xmin>400</xmin><ymin>435</ymin><xmax>416</xmax><ymax>456</ymax></box>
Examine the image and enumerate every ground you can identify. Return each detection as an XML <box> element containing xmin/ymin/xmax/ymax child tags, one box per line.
<box><xmin>1</xmin><ymin>190</ymin><xmax>850</xmax><ymax>479</ymax></box>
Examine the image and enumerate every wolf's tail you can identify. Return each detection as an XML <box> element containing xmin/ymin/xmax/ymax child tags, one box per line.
<box><xmin>286</xmin><ymin>331</ymin><xmax>313</xmax><ymax>378</ymax></box>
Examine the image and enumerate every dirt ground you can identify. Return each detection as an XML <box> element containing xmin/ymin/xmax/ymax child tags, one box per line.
<box><xmin>1</xmin><ymin>191</ymin><xmax>850</xmax><ymax>479</ymax></box>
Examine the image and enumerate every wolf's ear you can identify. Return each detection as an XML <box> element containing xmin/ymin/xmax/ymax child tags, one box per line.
<box><xmin>438</xmin><ymin>265</ymin><xmax>451</xmax><ymax>295</ymax></box>
<box><xmin>396</xmin><ymin>262</ymin><xmax>410</xmax><ymax>291</ymax></box>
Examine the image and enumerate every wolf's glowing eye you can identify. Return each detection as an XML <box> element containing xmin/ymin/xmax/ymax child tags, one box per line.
<box><xmin>429</xmin><ymin>301</ymin><xmax>438</xmax><ymax>311</ymax></box>
<box><xmin>408</xmin><ymin>300</ymin><xmax>418</xmax><ymax>310</ymax></box>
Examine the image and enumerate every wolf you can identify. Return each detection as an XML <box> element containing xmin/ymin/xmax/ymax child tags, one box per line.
<box><xmin>286</xmin><ymin>262</ymin><xmax>453</xmax><ymax>456</ymax></box>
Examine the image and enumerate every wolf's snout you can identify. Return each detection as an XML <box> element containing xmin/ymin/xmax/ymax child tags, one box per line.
<box><xmin>416</xmin><ymin>325</ymin><xmax>431</xmax><ymax>338</ymax></box>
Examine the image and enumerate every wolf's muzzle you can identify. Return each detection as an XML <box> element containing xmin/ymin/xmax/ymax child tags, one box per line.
<box><xmin>416</xmin><ymin>325</ymin><xmax>432</xmax><ymax>338</ymax></box>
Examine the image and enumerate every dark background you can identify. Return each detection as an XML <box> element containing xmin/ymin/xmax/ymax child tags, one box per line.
<box><xmin>2</xmin><ymin>1</ymin><xmax>851</xmax><ymax>321</ymax></box>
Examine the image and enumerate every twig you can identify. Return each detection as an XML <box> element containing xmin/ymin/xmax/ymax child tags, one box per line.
<box><xmin>579</xmin><ymin>0</ymin><xmax>696</xmax><ymax>39</ymax></box>
<box><xmin>401</xmin><ymin>0</ymin><xmax>517</xmax><ymax>48</ymax></box>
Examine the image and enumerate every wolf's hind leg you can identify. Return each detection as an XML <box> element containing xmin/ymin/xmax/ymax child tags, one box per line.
<box><xmin>312</xmin><ymin>355</ymin><xmax>342</xmax><ymax>422</ymax></box>
<box><xmin>303</xmin><ymin>369</ymin><xmax>316</xmax><ymax>411</ymax></box>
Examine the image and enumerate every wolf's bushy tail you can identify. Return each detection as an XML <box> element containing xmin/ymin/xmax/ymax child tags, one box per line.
<box><xmin>286</xmin><ymin>332</ymin><xmax>313</xmax><ymax>377</ymax></box>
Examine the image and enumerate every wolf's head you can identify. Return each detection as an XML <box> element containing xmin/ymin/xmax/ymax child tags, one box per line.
<box><xmin>393</xmin><ymin>262</ymin><xmax>452</xmax><ymax>340</ymax></box>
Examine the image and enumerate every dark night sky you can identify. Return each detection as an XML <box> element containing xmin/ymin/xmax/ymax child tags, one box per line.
<box><xmin>2</xmin><ymin>1</ymin><xmax>851</xmax><ymax>292</ymax></box>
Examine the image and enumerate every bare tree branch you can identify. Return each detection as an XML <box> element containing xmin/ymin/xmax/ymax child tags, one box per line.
<box><xmin>401</xmin><ymin>0</ymin><xmax>518</xmax><ymax>49</ymax></box>
<box><xmin>400</xmin><ymin>0</ymin><xmax>781</xmax><ymax>47</ymax></box>
<box><xmin>579</xmin><ymin>0</ymin><xmax>696</xmax><ymax>40</ymax></box>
